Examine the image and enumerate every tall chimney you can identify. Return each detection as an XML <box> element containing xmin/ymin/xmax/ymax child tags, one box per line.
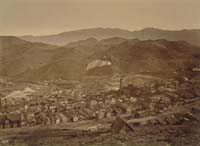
<box><xmin>0</xmin><ymin>98</ymin><xmax>1</xmax><ymax>111</ymax></box>
<box><xmin>5</xmin><ymin>98</ymin><xmax>7</xmax><ymax>112</ymax></box>
<box><xmin>120</xmin><ymin>77</ymin><xmax>123</xmax><ymax>91</ymax></box>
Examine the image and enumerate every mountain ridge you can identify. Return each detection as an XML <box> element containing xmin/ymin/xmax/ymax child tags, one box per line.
<box><xmin>19</xmin><ymin>27</ymin><xmax>200</xmax><ymax>46</ymax></box>
<box><xmin>0</xmin><ymin>36</ymin><xmax>199</xmax><ymax>81</ymax></box>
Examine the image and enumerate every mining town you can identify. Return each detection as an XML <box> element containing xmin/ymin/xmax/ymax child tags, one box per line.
<box><xmin>1</xmin><ymin>2</ymin><xmax>200</xmax><ymax>144</ymax></box>
<box><xmin>0</xmin><ymin>69</ymin><xmax>200</xmax><ymax>146</ymax></box>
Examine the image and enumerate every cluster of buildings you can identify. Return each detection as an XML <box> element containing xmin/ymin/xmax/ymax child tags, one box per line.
<box><xmin>0</xmin><ymin>75</ymin><xmax>198</xmax><ymax>129</ymax></box>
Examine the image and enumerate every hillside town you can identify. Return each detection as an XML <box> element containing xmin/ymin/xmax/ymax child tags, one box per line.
<box><xmin>0</xmin><ymin>72</ymin><xmax>199</xmax><ymax>129</ymax></box>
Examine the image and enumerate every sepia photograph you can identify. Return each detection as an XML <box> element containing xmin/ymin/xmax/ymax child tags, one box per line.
<box><xmin>0</xmin><ymin>0</ymin><xmax>200</xmax><ymax>146</ymax></box>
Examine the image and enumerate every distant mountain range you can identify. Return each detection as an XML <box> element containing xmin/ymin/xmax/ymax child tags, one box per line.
<box><xmin>20</xmin><ymin>27</ymin><xmax>200</xmax><ymax>46</ymax></box>
<box><xmin>0</xmin><ymin>35</ymin><xmax>199</xmax><ymax>81</ymax></box>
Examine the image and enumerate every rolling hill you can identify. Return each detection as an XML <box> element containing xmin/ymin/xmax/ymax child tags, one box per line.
<box><xmin>88</xmin><ymin>39</ymin><xmax>200</xmax><ymax>75</ymax></box>
<box><xmin>0</xmin><ymin>36</ymin><xmax>57</xmax><ymax>77</ymax></box>
<box><xmin>0</xmin><ymin>36</ymin><xmax>199</xmax><ymax>81</ymax></box>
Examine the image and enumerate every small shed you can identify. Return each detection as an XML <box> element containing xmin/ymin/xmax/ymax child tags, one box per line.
<box><xmin>111</xmin><ymin>117</ymin><xmax>134</xmax><ymax>134</ymax></box>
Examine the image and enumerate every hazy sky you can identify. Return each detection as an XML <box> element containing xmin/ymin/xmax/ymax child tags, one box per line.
<box><xmin>0</xmin><ymin>0</ymin><xmax>199</xmax><ymax>35</ymax></box>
